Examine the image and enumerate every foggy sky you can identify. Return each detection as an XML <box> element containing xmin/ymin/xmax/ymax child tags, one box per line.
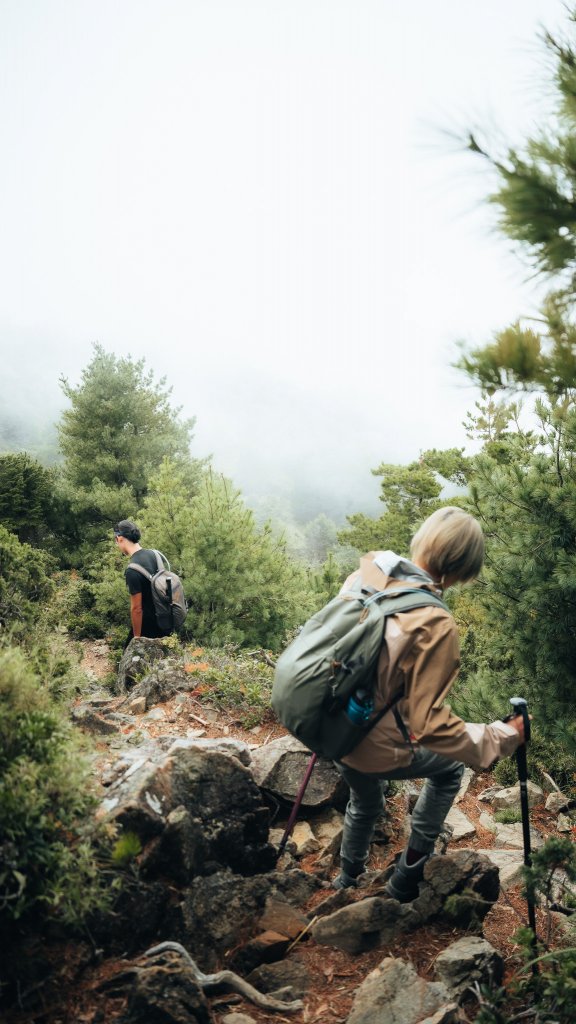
<box><xmin>0</xmin><ymin>0</ymin><xmax>563</xmax><ymax>515</ymax></box>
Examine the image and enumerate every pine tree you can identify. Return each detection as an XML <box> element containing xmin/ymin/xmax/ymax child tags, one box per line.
<box><xmin>182</xmin><ymin>471</ymin><xmax>312</xmax><ymax>649</ymax></box>
<box><xmin>0</xmin><ymin>454</ymin><xmax>57</xmax><ymax>545</ymax></box>
<box><xmin>455</xmin><ymin>9</ymin><xmax>576</xmax><ymax>763</ymax></box>
<box><xmin>467</xmin><ymin>11</ymin><xmax>576</xmax><ymax>284</ymax></box>
<box><xmin>338</xmin><ymin>449</ymin><xmax>468</xmax><ymax>554</ymax></box>
<box><xmin>56</xmin><ymin>344</ymin><xmax>203</xmax><ymax>558</ymax></box>
<box><xmin>59</xmin><ymin>343</ymin><xmax>198</xmax><ymax>506</ymax></box>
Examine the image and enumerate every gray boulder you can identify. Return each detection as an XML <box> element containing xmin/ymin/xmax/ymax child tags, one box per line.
<box><xmin>246</xmin><ymin>960</ymin><xmax>312</xmax><ymax>999</ymax></box>
<box><xmin>119</xmin><ymin>951</ymin><xmax>211</xmax><ymax>1024</ymax></box>
<box><xmin>312</xmin><ymin>851</ymin><xmax>499</xmax><ymax>952</ymax></box>
<box><xmin>249</xmin><ymin>735</ymin><xmax>348</xmax><ymax>808</ymax></box>
<box><xmin>125</xmin><ymin>658</ymin><xmax>194</xmax><ymax>708</ymax></box>
<box><xmin>346</xmin><ymin>957</ymin><xmax>451</xmax><ymax>1024</ymax></box>
<box><xmin>443</xmin><ymin>806</ymin><xmax>476</xmax><ymax>841</ymax></box>
<box><xmin>177</xmin><ymin>869</ymin><xmax>321</xmax><ymax>969</ymax></box>
<box><xmin>99</xmin><ymin>744</ymin><xmax>275</xmax><ymax>880</ymax></box>
<box><xmin>462</xmin><ymin>848</ymin><xmax>524</xmax><ymax>890</ymax></box>
<box><xmin>312</xmin><ymin>894</ymin><xmax>409</xmax><ymax>953</ymax></box>
<box><xmin>116</xmin><ymin>636</ymin><xmax>169</xmax><ymax>694</ymax></box>
<box><xmin>490</xmin><ymin>781</ymin><xmax>544</xmax><ymax>811</ymax></box>
<box><xmin>434</xmin><ymin>937</ymin><xmax>504</xmax><ymax>999</ymax></box>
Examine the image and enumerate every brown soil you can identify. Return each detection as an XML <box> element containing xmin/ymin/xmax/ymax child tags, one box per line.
<box><xmin>5</xmin><ymin>641</ymin><xmax>573</xmax><ymax>1024</ymax></box>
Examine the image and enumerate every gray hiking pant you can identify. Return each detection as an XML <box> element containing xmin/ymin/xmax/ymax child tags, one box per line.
<box><xmin>336</xmin><ymin>749</ymin><xmax>465</xmax><ymax>872</ymax></box>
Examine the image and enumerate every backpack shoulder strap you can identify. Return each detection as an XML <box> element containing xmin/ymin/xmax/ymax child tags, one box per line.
<box><xmin>362</xmin><ymin>587</ymin><xmax>450</xmax><ymax>740</ymax></box>
<box><xmin>365</xmin><ymin>587</ymin><xmax>450</xmax><ymax>615</ymax></box>
<box><xmin>127</xmin><ymin>561</ymin><xmax>152</xmax><ymax>581</ymax></box>
<box><xmin>153</xmin><ymin>549</ymin><xmax>170</xmax><ymax>572</ymax></box>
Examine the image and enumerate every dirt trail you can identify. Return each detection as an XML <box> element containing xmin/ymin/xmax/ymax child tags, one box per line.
<box><xmin>26</xmin><ymin>640</ymin><xmax>570</xmax><ymax>1024</ymax></box>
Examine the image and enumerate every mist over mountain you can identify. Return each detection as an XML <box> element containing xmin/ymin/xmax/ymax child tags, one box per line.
<box><xmin>0</xmin><ymin>352</ymin><xmax>388</xmax><ymax>525</ymax></box>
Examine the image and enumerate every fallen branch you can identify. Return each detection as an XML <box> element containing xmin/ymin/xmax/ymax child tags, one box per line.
<box><xmin>188</xmin><ymin>711</ymin><xmax>209</xmax><ymax>726</ymax></box>
<box><xmin>144</xmin><ymin>941</ymin><xmax>303</xmax><ymax>1013</ymax></box>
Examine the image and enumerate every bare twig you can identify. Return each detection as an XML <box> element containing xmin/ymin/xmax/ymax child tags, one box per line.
<box><xmin>286</xmin><ymin>915</ymin><xmax>318</xmax><ymax>953</ymax></box>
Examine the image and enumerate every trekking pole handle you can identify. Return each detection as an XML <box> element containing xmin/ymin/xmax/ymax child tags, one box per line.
<box><xmin>509</xmin><ymin>696</ymin><xmax>531</xmax><ymax>744</ymax></box>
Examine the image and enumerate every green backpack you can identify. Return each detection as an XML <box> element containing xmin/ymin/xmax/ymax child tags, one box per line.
<box><xmin>271</xmin><ymin>583</ymin><xmax>449</xmax><ymax>761</ymax></box>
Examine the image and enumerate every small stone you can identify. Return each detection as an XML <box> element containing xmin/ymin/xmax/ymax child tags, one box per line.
<box><xmin>247</xmin><ymin>960</ymin><xmax>312</xmax><ymax>999</ymax></box>
<box><xmin>545</xmin><ymin>791</ymin><xmax>571</xmax><ymax>814</ymax></box>
<box><xmin>419</xmin><ymin>1006</ymin><xmax>460</xmax><ymax>1024</ymax></box>
<box><xmin>129</xmin><ymin>696</ymin><xmax>147</xmax><ymax>715</ymax></box>
<box><xmin>144</xmin><ymin>707</ymin><xmax>167</xmax><ymax>721</ymax></box>
<box><xmin>258</xmin><ymin>898</ymin><xmax>309</xmax><ymax>939</ymax></box>
<box><xmin>444</xmin><ymin>806</ymin><xmax>476</xmax><ymax>840</ymax></box>
<box><xmin>291</xmin><ymin>821</ymin><xmax>320</xmax><ymax>857</ymax></box>
<box><xmin>479</xmin><ymin>811</ymin><xmax>496</xmax><ymax>831</ymax></box>
<box><xmin>220</xmin><ymin>1013</ymin><xmax>257</xmax><ymax>1024</ymax></box>
<box><xmin>493</xmin><ymin>822</ymin><xmax>543</xmax><ymax>850</ymax></box>
<box><xmin>311</xmin><ymin>808</ymin><xmax>345</xmax><ymax>857</ymax></box>
<box><xmin>491</xmin><ymin>782</ymin><xmax>543</xmax><ymax>811</ymax></box>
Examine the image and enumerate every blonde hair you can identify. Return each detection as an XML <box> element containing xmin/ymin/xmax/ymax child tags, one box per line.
<box><xmin>410</xmin><ymin>506</ymin><xmax>484</xmax><ymax>584</ymax></box>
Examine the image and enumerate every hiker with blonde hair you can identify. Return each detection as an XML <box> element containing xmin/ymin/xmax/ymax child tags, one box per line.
<box><xmin>333</xmin><ymin>506</ymin><xmax>527</xmax><ymax>899</ymax></box>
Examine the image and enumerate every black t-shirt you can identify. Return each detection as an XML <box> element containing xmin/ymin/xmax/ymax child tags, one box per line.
<box><xmin>125</xmin><ymin>548</ymin><xmax>169</xmax><ymax>637</ymax></box>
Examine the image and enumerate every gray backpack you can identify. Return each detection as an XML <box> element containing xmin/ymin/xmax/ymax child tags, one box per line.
<box><xmin>127</xmin><ymin>550</ymin><xmax>188</xmax><ymax>631</ymax></box>
<box><xmin>271</xmin><ymin>583</ymin><xmax>449</xmax><ymax>760</ymax></box>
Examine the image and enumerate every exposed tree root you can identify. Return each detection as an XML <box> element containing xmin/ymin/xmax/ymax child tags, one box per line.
<box><xmin>144</xmin><ymin>941</ymin><xmax>304</xmax><ymax>1013</ymax></box>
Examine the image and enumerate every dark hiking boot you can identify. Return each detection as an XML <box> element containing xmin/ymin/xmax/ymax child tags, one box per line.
<box><xmin>332</xmin><ymin>859</ymin><xmax>365</xmax><ymax>890</ymax></box>
<box><xmin>332</xmin><ymin>870</ymin><xmax>359</xmax><ymax>889</ymax></box>
<box><xmin>384</xmin><ymin>850</ymin><xmax>430</xmax><ymax>903</ymax></box>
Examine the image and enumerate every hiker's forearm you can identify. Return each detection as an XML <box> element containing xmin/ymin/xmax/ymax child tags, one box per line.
<box><xmin>130</xmin><ymin>594</ymin><xmax>143</xmax><ymax>637</ymax></box>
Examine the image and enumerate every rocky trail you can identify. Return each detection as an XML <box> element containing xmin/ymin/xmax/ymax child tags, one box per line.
<box><xmin>5</xmin><ymin>639</ymin><xmax>574</xmax><ymax>1024</ymax></box>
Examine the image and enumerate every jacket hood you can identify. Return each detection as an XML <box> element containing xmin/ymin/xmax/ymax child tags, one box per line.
<box><xmin>358</xmin><ymin>550</ymin><xmax>440</xmax><ymax>594</ymax></box>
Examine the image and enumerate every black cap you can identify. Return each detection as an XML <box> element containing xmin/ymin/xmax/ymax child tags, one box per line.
<box><xmin>114</xmin><ymin>520</ymin><xmax>141</xmax><ymax>542</ymax></box>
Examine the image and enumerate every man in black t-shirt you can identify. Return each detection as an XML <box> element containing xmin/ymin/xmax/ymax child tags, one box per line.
<box><xmin>114</xmin><ymin>520</ymin><xmax>172</xmax><ymax>644</ymax></box>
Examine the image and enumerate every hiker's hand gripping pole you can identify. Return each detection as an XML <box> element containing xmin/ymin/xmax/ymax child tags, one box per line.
<box><xmin>509</xmin><ymin>697</ymin><xmax>537</xmax><ymax>942</ymax></box>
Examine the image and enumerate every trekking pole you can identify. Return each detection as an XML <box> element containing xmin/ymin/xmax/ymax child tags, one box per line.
<box><xmin>277</xmin><ymin>753</ymin><xmax>317</xmax><ymax>857</ymax></box>
<box><xmin>509</xmin><ymin>697</ymin><xmax>538</xmax><ymax>963</ymax></box>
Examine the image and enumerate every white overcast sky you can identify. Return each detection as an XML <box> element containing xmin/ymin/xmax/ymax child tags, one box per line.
<box><xmin>0</xmin><ymin>0</ymin><xmax>567</xmax><ymax>510</ymax></box>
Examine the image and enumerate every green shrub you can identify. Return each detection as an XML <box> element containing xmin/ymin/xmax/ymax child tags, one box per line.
<box><xmin>494</xmin><ymin>807</ymin><xmax>523</xmax><ymax>824</ymax></box>
<box><xmin>141</xmin><ymin>468</ymin><xmax>314</xmax><ymax>650</ymax></box>
<box><xmin>0</xmin><ymin>525</ymin><xmax>56</xmax><ymax>635</ymax></box>
<box><xmin>111</xmin><ymin>831</ymin><xmax>142</xmax><ymax>868</ymax></box>
<box><xmin>492</xmin><ymin>757</ymin><xmax>518</xmax><ymax>787</ymax></box>
<box><xmin>180</xmin><ymin>643</ymin><xmax>275</xmax><ymax>727</ymax></box>
<box><xmin>0</xmin><ymin>647</ymin><xmax>112</xmax><ymax>931</ymax></box>
<box><xmin>475</xmin><ymin>838</ymin><xmax>576</xmax><ymax>1024</ymax></box>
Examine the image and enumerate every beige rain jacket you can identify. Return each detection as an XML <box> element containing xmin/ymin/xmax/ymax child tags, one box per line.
<box><xmin>341</xmin><ymin>552</ymin><xmax>520</xmax><ymax>774</ymax></box>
